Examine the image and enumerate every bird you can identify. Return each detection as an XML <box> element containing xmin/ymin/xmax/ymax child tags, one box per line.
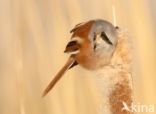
<box><xmin>42</xmin><ymin>19</ymin><xmax>133</xmax><ymax>114</ymax></box>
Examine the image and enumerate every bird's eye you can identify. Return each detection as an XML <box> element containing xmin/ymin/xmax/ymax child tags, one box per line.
<box><xmin>101</xmin><ymin>32</ymin><xmax>113</xmax><ymax>45</ymax></box>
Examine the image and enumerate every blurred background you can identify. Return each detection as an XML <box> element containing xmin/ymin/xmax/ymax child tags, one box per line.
<box><xmin>0</xmin><ymin>0</ymin><xmax>156</xmax><ymax>114</ymax></box>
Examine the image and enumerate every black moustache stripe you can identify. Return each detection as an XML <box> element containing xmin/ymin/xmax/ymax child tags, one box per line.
<box><xmin>101</xmin><ymin>32</ymin><xmax>113</xmax><ymax>45</ymax></box>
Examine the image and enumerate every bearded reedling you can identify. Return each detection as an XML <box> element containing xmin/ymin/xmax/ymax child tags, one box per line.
<box><xmin>43</xmin><ymin>19</ymin><xmax>133</xmax><ymax>114</ymax></box>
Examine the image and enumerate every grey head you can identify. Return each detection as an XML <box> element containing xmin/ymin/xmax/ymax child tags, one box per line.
<box><xmin>88</xmin><ymin>19</ymin><xmax>118</xmax><ymax>58</ymax></box>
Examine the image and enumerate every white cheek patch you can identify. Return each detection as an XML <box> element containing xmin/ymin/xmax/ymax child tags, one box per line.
<box><xmin>95</xmin><ymin>35</ymin><xmax>111</xmax><ymax>53</ymax></box>
<box><xmin>96</xmin><ymin>34</ymin><xmax>103</xmax><ymax>44</ymax></box>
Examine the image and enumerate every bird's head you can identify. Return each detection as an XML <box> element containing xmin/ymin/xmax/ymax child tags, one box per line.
<box><xmin>64</xmin><ymin>19</ymin><xmax>119</xmax><ymax>70</ymax></box>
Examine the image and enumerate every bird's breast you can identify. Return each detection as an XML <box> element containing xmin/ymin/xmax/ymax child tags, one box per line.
<box><xmin>75</xmin><ymin>49</ymin><xmax>111</xmax><ymax>70</ymax></box>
